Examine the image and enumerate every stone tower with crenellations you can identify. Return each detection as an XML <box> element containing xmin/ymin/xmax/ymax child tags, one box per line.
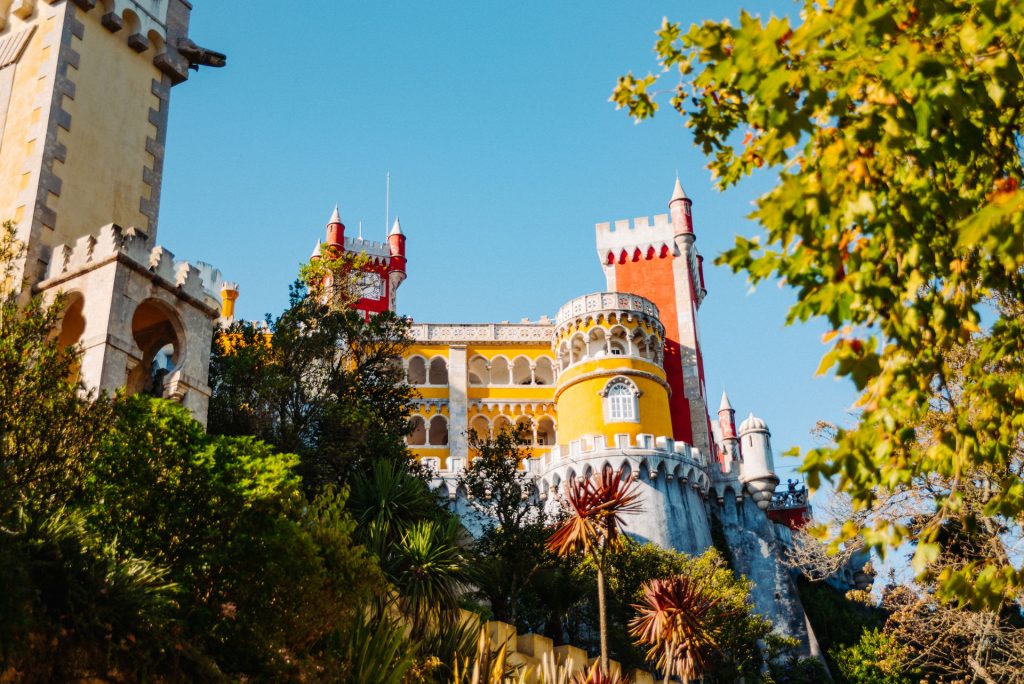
<box><xmin>0</xmin><ymin>0</ymin><xmax>227</xmax><ymax>422</ymax></box>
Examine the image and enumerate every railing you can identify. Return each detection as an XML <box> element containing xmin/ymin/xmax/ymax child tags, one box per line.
<box><xmin>555</xmin><ymin>292</ymin><xmax>659</xmax><ymax>325</ymax></box>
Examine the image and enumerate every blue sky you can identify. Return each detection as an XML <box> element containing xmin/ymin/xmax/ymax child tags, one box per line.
<box><xmin>159</xmin><ymin>0</ymin><xmax>857</xmax><ymax>485</ymax></box>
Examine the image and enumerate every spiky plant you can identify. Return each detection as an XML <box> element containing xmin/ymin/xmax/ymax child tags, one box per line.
<box><xmin>629</xmin><ymin>575</ymin><xmax>733</xmax><ymax>684</ymax></box>
<box><xmin>570</xmin><ymin>662</ymin><xmax>632</xmax><ymax>684</ymax></box>
<box><xmin>546</xmin><ymin>467</ymin><xmax>641</xmax><ymax>674</ymax></box>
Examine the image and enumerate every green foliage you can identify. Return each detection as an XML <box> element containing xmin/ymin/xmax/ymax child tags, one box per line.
<box><xmin>0</xmin><ymin>222</ymin><xmax>111</xmax><ymax>523</ymax></box>
<box><xmin>796</xmin><ymin>578</ymin><xmax>885</xmax><ymax>660</ymax></box>
<box><xmin>572</xmin><ymin>541</ymin><xmax>782</xmax><ymax>681</ymax></box>
<box><xmin>614</xmin><ymin>0</ymin><xmax>1024</xmax><ymax>606</ymax></box>
<box><xmin>832</xmin><ymin>629</ymin><xmax>916</xmax><ymax>684</ymax></box>
<box><xmin>80</xmin><ymin>396</ymin><xmax>385</xmax><ymax>679</ymax></box>
<box><xmin>340</xmin><ymin>612</ymin><xmax>416</xmax><ymax>684</ymax></box>
<box><xmin>208</xmin><ymin>275</ymin><xmax>413</xmax><ymax>487</ymax></box>
<box><xmin>460</xmin><ymin>425</ymin><xmax>553</xmax><ymax>627</ymax></box>
<box><xmin>0</xmin><ymin>508</ymin><xmax>201</xmax><ymax>682</ymax></box>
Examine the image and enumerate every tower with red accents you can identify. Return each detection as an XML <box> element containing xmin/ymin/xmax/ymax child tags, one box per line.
<box><xmin>595</xmin><ymin>179</ymin><xmax>713</xmax><ymax>458</ymax></box>
<box><xmin>718</xmin><ymin>389</ymin><xmax>740</xmax><ymax>470</ymax></box>
<box><xmin>314</xmin><ymin>205</ymin><xmax>408</xmax><ymax>318</ymax></box>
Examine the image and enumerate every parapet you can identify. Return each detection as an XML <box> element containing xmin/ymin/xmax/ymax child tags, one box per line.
<box><xmin>409</xmin><ymin>321</ymin><xmax>555</xmax><ymax>344</ymax></box>
<box><xmin>39</xmin><ymin>223</ymin><xmax>217</xmax><ymax>305</ymax></box>
<box><xmin>555</xmin><ymin>291</ymin><xmax>660</xmax><ymax>326</ymax></box>
<box><xmin>595</xmin><ymin>213</ymin><xmax>675</xmax><ymax>263</ymax></box>
<box><xmin>343</xmin><ymin>235</ymin><xmax>391</xmax><ymax>262</ymax></box>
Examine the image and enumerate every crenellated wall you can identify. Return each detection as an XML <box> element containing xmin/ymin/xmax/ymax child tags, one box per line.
<box><xmin>480</xmin><ymin>616</ymin><xmax>659</xmax><ymax>683</ymax></box>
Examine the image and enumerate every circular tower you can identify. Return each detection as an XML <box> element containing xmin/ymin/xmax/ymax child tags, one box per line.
<box><xmin>552</xmin><ymin>292</ymin><xmax>672</xmax><ymax>444</ymax></box>
<box><xmin>738</xmin><ymin>413</ymin><xmax>779</xmax><ymax>510</ymax></box>
<box><xmin>537</xmin><ymin>291</ymin><xmax>713</xmax><ymax>554</ymax></box>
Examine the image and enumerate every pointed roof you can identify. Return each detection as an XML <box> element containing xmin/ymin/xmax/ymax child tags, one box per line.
<box><xmin>310</xmin><ymin>238</ymin><xmax>321</xmax><ymax>259</ymax></box>
<box><xmin>719</xmin><ymin>389</ymin><xmax>734</xmax><ymax>413</ymax></box>
<box><xmin>328</xmin><ymin>204</ymin><xmax>341</xmax><ymax>225</ymax></box>
<box><xmin>670</xmin><ymin>177</ymin><xmax>689</xmax><ymax>204</ymax></box>
<box><xmin>389</xmin><ymin>216</ymin><xmax>404</xmax><ymax>237</ymax></box>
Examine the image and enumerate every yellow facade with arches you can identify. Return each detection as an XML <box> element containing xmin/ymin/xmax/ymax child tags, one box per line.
<box><xmin>402</xmin><ymin>292</ymin><xmax>674</xmax><ymax>469</ymax></box>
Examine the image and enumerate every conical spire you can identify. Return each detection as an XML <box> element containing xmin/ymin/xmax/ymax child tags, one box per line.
<box><xmin>310</xmin><ymin>238</ymin><xmax>321</xmax><ymax>259</ymax></box>
<box><xmin>328</xmin><ymin>204</ymin><xmax>341</xmax><ymax>225</ymax></box>
<box><xmin>719</xmin><ymin>389</ymin><xmax>734</xmax><ymax>413</ymax></box>
<box><xmin>670</xmin><ymin>177</ymin><xmax>689</xmax><ymax>204</ymax></box>
<box><xmin>389</xmin><ymin>216</ymin><xmax>403</xmax><ymax>237</ymax></box>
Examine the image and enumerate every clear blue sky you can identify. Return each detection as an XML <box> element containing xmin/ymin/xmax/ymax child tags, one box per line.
<box><xmin>159</xmin><ymin>0</ymin><xmax>857</xmax><ymax>484</ymax></box>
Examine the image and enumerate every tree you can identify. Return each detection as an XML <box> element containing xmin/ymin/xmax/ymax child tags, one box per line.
<box><xmin>82</xmin><ymin>395</ymin><xmax>386</xmax><ymax>679</ymax></box>
<box><xmin>459</xmin><ymin>423</ymin><xmax>554</xmax><ymax>626</ymax></box>
<box><xmin>0</xmin><ymin>222</ymin><xmax>110</xmax><ymax>523</ymax></box>
<box><xmin>613</xmin><ymin>0</ymin><xmax>1024</xmax><ymax>607</ymax></box>
<box><xmin>547</xmin><ymin>467</ymin><xmax>641</xmax><ymax>673</ymax></box>
<box><xmin>208</xmin><ymin>253</ymin><xmax>413</xmax><ymax>488</ymax></box>
<box><xmin>604</xmin><ymin>543</ymin><xmax>785</xmax><ymax>683</ymax></box>
<box><xmin>831</xmin><ymin>628</ymin><xmax>917</xmax><ymax>684</ymax></box>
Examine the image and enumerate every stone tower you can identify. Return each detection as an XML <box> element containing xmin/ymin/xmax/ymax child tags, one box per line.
<box><xmin>595</xmin><ymin>179</ymin><xmax>713</xmax><ymax>459</ymax></box>
<box><xmin>0</xmin><ymin>0</ymin><xmax>226</xmax><ymax>423</ymax></box>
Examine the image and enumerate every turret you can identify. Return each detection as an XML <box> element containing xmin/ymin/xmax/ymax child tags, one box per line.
<box><xmin>738</xmin><ymin>413</ymin><xmax>779</xmax><ymax>510</ymax></box>
<box><xmin>718</xmin><ymin>390</ymin><xmax>740</xmax><ymax>468</ymax></box>
<box><xmin>386</xmin><ymin>217</ymin><xmax>407</xmax><ymax>311</ymax></box>
<box><xmin>669</xmin><ymin>177</ymin><xmax>694</xmax><ymax>236</ymax></box>
<box><xmin>219</xmin><ymin>282</ymin><xmax>239</xmax><ymax>322</ymax></box>
<box><xmin>326</xmin><ymin>205</ymin><xmax>345</xmax><ymax>247</ymax></box>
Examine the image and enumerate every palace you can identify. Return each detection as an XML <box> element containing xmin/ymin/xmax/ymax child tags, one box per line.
<box><xmin>2</xmin><ymin>0</ymin><xmax>869</xmax><ymax>660</ymax></box>
<box><xmin>293</xmin><ymin>183</ymin><xmax>853</xmax><ymax>652</ymax></box>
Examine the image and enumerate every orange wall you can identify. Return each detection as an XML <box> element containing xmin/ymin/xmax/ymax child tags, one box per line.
<box><xmin>613</xmin><ymin>253</ymin><xmax>693</xmax><ymax>444</ymax></box>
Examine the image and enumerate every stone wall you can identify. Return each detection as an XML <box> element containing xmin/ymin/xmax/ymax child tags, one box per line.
<box><xmin>481</xmin><ymin>617</ymin><xmax>660</xmax><ymax>683</ymax></box>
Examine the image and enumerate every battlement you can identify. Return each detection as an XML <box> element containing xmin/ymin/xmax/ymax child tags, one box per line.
<box><xmin>343</xmin><ymin>235</ymin><xmax>391</xmax><ymax>261</ymax></box>
<box><xmin>39</xmin><ymin>223</ymin><xmax>216</xmax><ymax>303</ymax></box>
<box><xmin>595</xmin><ymin>213</ymin><xmax>675</xmax><ymax>262</ymax></box>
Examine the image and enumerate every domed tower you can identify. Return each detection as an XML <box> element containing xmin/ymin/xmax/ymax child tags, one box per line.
<box><xmin>552</xmin><ymin>292</ymin><xmax>672</xmax><ymax>444</ymax></box>
<box><xmin>738</xmin><ymin>413</ymin><xmax>779</xmax><ymax>510</ymax></box>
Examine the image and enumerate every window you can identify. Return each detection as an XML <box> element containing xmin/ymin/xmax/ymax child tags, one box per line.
<box><xmin>603</xmin><ymin>379</ymin><xmax>639</xmax><ymax>422</ymax></box>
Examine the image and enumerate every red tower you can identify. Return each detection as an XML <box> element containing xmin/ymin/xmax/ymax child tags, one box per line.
<box><xmin>595</xmin><ymin>179</ymin><xmax>713</xmax><ymax>458</ymax></box>
<box><xmin>315</xmin><ymin>206</ymin><xmax>408</xmax><ymax>318</ymax></box>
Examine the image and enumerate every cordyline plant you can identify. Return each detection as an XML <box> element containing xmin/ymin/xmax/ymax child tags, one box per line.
<box><xmin>612</xmin><ymin>0</ymin><xmax>1024</xmax><ymax>608</ymax></box>
<box><xmin>547</xmin><ymin>467</ymin><xmax>642</xmax><ymax>674</ymax></box>
<box><xmin>629</xmin><ymin>576</ymin><xmax>734</xmax><ymax>684</ymax></box>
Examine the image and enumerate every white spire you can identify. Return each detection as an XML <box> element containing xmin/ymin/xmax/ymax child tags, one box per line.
<box><xmin>670</xmin><ymin>177</ymin><xmax>688</xmax><ymax>203</ymax></box>
<box><xmin>310</xmin><ymin>238</ymin><xmax>321</xmax><ymax>258</ymax></box>
<box><xmin>719</xmin><ymin>389</ymin><xmax>734</xmax><ymax>413</ymax></box>
<box><xmin>328</xmin><ymin>204</ymin><xmax>341</xmax><ymax>224</ymax></box>
<box><xmin>389</xmin><ymin>216</ymin><xmax>403</xmax><ymax>237</ymax></box>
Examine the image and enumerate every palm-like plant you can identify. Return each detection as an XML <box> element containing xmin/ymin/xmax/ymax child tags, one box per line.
<box><xmin>629</xmin><ymin>575</ymin><xmax>733</xmax><ymax>684</ymax></box>
<box><xmin>394</xmin><ymin>517</ymin><xmax>469</xmax><ymax>633</ymax></box>
<box><xmin>546</xmin><ymin>467</ymin><xmax>641</xmax><ymax>673</ymax></box>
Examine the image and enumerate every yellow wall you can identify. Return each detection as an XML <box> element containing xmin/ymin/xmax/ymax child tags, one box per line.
<box><xmin>555</xmin><ymin>355</ymin><xmax>665</xmax><ymax>389</ymax></box>
<box><xmin>52</xmin><ymin>10</ymin><xmax>160</xmax><ymax>244</ymax></box>
<box><xmin>0</xmin><ymin>10</ymin><xmax>58</xmax><ymax>229</ymax></box>
<box><xmin>555</xmin><ymin>369</ymin><xmax>672</xmax><ymax>445</ymax></box>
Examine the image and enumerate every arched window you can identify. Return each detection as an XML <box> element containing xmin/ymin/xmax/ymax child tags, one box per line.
<box><xmin>468</xmin><ymin>356</ymin><xmax>489</xmax><ymax>385</ymax></box>
<box><xmin>536</xmin><ymin>417</ymin><xmax>556</xmax><ymax>446</ymax></box>
<box><xmin>511</xmin><ymin>357</ymin><xmax>532</xmax><ymax>385</ymax></box>
<box><xmin>428</xmin><ymin>357</ymin><xmax>448</xmax><ymax>385</ymax></box>
<box><xmin>407</xmin><ymin>356</ymin><xmax>427</xmax><ymax>385</ymax></box>
<box><xmin>407</xmin><ymin>416</ymin><xmax>427</xmax><ymax>445</ymax></box>
<box><xmin>470</xmin><ymin>415</ymin><xmax>490</xmax><ymax>442</ymax></box>
<box><xmin>428</xmin><ymin>415</ymin><xmax>448</xmax><ymax>445</ymax></box>
<box><xmin>534</xmin><ymin>357</ymin><xmax>555</xmax><ymax>385</ymax></box>
<box><xmin>490</xmin><ymin>357</ymin><xmax>511</xmax><ymax>385</ymax></box>
<box><xmin>602</xmin><ymin>378</ymin><xmax>639</xmax><ymax>422</ymax></box>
